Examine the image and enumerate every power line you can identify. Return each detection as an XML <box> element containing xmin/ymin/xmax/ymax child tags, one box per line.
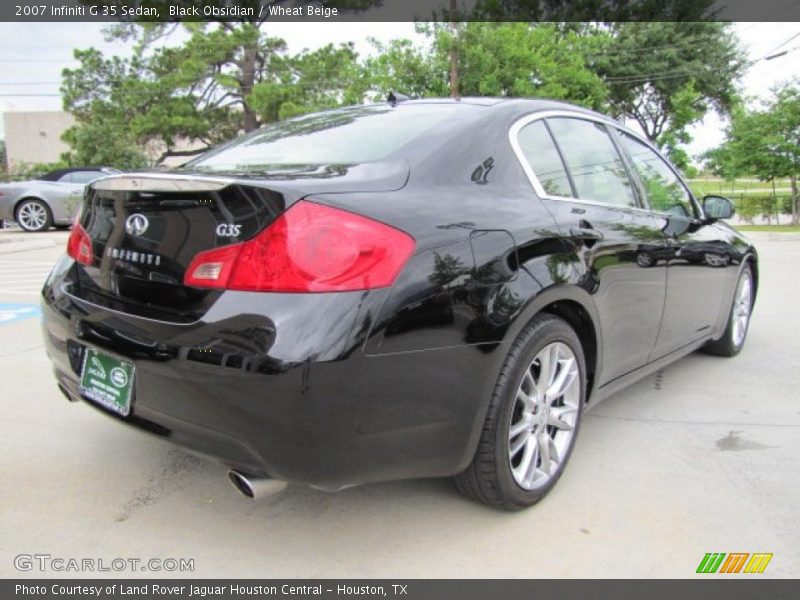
<box><xmin>764</xmin><ymin>43</ymin><xmax>800</xmax><ymax>61</ymax></box>
<box><xmin>757</xmin><ymin>31</ymin><xmax>800</xmax><ymax>62</ymax></box>
<box><xmin>0</xmin><ymin>59</ymin><xmax>79</xmax><ymax>63</ymax></box>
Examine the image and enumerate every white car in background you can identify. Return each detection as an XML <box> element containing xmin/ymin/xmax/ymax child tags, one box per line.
<box><xmin>0</xmin><ymin>167</ymin><xmax>120</xmax><ymax>232</ymax></box>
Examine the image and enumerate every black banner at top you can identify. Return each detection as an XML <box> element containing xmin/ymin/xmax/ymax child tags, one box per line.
<box><xmin>4</xmin><ymin>0</ymin><xmax>800</xmax><ymax>22</ymax></box>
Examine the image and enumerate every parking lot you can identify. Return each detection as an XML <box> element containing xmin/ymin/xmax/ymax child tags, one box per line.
<box><xmin>0</xmin><ymin>228</ymin><xmax>798</xmax><ymax>578</ymax></box>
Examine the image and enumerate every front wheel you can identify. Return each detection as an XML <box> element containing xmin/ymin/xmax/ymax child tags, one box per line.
<box><xmin>703</xmin><ymin>264</ymin><xmax>754</xmax><ymax>357</ymax></box>
<box><xmin>15</xmin><ymin>198</ymin><xmax>53</xmax><ymax>232</ymax></box>
<box><xmin>454</xmin><ymin>314</ymin><xmax>585</xmax><ymax>510</ymax></box>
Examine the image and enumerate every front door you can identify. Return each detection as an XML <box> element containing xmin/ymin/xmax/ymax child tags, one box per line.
<box><xmin>614</xmin><ymin>131</ymin><xmax>731</xmax><ymax>358</ymax></box>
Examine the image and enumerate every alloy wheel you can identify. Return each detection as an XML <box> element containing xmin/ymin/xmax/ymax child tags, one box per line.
<box><xmin>508</xmin><ymin>341</ymin><xmax>580</xmax><ymax>491</ymax></box>
<box><xmin>17</xmin><ymin>201</ymin><xmax>48</xmax><ymax>231</ymax></box>
<box><xmin>731</xmin><ymin>270</ymin><xmax>752</xmax><ymax>347</ymax></box>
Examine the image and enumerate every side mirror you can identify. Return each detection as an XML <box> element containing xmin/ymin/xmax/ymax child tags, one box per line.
<box><xmin>703</xmin><ymin>195</ymin><xmax>735</xmax><ymax>220</ymax></box>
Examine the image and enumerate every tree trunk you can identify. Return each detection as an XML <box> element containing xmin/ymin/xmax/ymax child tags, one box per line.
<box><xmin>792</xmin><ymin>174</ymin><xmax>799</xmax><ymax>225</ymax></box>
<box><xmin>773</xmin><ymin>179</ymin><xmax>780</xmax><ymax>225</ymax></box>
<box><xmin>240</xmin><ymin>42</ymin><xmax>258</xmax><ymax>133</ymax></box>
<box><xmin>449</xmin><ymin>0</ymin><xmax>459</xmax><ymax>98</ymax></box>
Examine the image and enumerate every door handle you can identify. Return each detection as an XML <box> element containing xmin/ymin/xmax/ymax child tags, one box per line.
<box><xmin>569</xmin><ymin>227</ymin><xmax>604</xmax><ymax>241</ymax></box>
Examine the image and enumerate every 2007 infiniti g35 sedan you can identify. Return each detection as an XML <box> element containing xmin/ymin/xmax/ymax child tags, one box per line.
<box><xmin>41</xmin><ymin>97</ymin><xmax>757</xmax><ymax>510</ymax></box>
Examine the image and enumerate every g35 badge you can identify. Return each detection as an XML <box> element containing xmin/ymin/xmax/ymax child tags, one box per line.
<box><xmin>216</xmin><ymin>223</ymin><xmax>242</xmax><ymax>237</ymax></box>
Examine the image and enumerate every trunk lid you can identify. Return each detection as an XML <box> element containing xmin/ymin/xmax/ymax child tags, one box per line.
<box><xmin>71</xmin><ymin>166</ymin><xmax>407</xmax><ymax>322</ymax></box>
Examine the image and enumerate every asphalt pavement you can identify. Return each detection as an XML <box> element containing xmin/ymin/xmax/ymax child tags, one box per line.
<box><xmin>0</xmin><ymin>228</ymin><xmax>798</xmax><ymax>578</ymax></box>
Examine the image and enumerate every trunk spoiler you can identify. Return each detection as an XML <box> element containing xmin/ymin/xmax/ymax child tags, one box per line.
<box><xmin>92</xmin><ymin>173</ymin><xmax>233</xmax><ymax>193</ymax></box>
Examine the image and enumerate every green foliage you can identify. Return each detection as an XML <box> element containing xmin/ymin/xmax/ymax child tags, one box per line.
<box><xmin>732</xmin><ymin>194</ymin><xmax>792</xmax><ymax>224</ymax></box>
<box><xmin>716</xmin><ymin>80</ymin><xmax>800</xmax><ymax>222</ymax></box>
<box><xmin>364</xmin><ymin>37</ymin><xmax>448</xmax><ymax>100</ymax></box>
<box><xmin>7</xmin><ymin>161</ymin><xmax>68</xmax><ymax>181</ymax></box>
<box><xmin>596</xmin><ymin>22</ymin><xmax>745</xmax><ymax>153</ymax></box>
<box><xmin>249</xmin><ymin>42</ymin><xmax>367</xmax><ymax>123</ymax></box>
<box><xmin>700</xmin><ymin>146</ymin><xmax>739</xmax><ymax>181</ymax></box>
<box><xmin>442</xmin><ymin>23</ymin><xmax>607</xmax><ymax>109</ymax></box>
<box><xmin>61</xmin><ymin>120</ymin><xmax>149</xmax><ymax>169</ymax></box>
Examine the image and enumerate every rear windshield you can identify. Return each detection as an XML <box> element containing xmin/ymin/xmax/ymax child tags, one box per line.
<box><xmin>185</xmin><ymin>104</ymin><xmax>474</xmax><ymax>173</ymax></box>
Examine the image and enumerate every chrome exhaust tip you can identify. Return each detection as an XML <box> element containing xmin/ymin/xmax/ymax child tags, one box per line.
<box><xmin>227</xmin><ymin>470</ymin><xmax>287</xmax><ymax>500</ymax></box>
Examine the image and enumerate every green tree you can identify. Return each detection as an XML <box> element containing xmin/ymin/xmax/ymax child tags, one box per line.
<box><xmin>595</xmin><ymin>22</ymin><xmax>746</xmax><ymax>167</ymax></box>
<box><xmin>364</xmin><ymin>37</ymin><xmax>447</xmax><ymax>100</ymax></box>
<box><xmin>701</xmin><ymin>145</ymin><xmax>739</xmax><ymax>183</ymax></box>
<box><xmin>451</xmin><ymin>23</ymin><xmax>607</xmax><ymax>108</ymax></box>
<box><xmin>370</xmin><ymin>23</ymin><xmax>608</xmax><ymax>109</ymax></box>
<box><xmin>64</xmin><ymin>2</ymin><xmax>382</xmax><ymax>165</ymax></box>
<box><xmin>724</xmin><ymin>82</ymin><xmax>800</xmax><ymax>224</ymax></box>
<box><xmin>250</xmin><ymin>42</ymin><xmax>367</xmax><ymax>122</ymax></box>
<box><xmin>62</xmin><ymin>24</ymin><xmax>369</xmax><ymax>165</ymax></box>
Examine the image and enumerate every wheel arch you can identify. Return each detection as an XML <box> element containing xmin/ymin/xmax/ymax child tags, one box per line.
<box><xmin>744</xmin><ymin>250</ymin><xmax>759</xmax><ymax>304</ymax></box>
<box><xmin>14</xmin><ymin>195</ymin><xmax>52</xmax><ymax>216</ymax></box>
<box><xmin>505</xmin><ymin>284</ymin><xmax>602</xmax><ymax>403</ymax></box>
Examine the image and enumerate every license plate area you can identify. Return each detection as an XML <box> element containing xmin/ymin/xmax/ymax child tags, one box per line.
<box><xmin>79</xmin><ymin>348</ymin><xmax>134</xmax><ymax>417</ymax></box>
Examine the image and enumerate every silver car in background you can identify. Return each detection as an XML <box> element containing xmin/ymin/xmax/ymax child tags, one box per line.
<box><xmin>0</xmin><ymin>167</ymin><xmax>120</xmax><ymax>232</ymax></box>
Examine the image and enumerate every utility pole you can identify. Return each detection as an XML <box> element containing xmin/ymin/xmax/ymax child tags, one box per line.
<box><xmin>449</xmin><ymin>0</ymin><xmax>459</xmax><ymax>98</ymax></box>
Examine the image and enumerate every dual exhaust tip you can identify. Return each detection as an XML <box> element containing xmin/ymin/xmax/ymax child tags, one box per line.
<box><xmin>227</xmin><ymin>470</ymin><xmax>287</xmax><ymax>500</ymax></box>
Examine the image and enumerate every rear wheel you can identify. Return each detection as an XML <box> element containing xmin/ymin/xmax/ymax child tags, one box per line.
<box><xmin>703</xmin><ymin>264</ymin><xmax>754</xmax><ymax>357</ymax></box>
<box><xmin>15</xmin><ymin>198</ymin><xmax>53</xmax><ymax>232</ymax></box>
<box><xmin>454</xmin><ymin>314</ymin><xmax>585</xmax><ymax>510</ymax></box>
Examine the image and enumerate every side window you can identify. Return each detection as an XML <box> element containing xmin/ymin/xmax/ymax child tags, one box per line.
<box><xmin>618</xmin><ymin>132</ymin><xmax>695</xmax><ymax>218</ymax></box>
<box><xmin>516</xmin><ymin>120</ymin><xmax>574</xmax><ymax>198</ymax></box>
<box><xmin>68</xmin><ymin>171</ymin><xmax>102</xmax><ymax>184</ymax></box>
<box><xmin>57</xmin><ymin>172</ymin><xmax>75</xmax><ymax>183</ymax></box>
<box><xmin>547</xmin><ymin>118</ymin><xmax>637</xmax><ymax>208</ymax></box>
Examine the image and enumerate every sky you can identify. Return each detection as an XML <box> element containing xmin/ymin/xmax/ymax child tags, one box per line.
<box><xmin>0</xmin><ymin>21</ymin><xmax>798</xmax><ymax>161</ymax></box>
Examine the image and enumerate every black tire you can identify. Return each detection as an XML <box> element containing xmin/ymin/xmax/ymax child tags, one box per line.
<box><xmin>15</xmin><ymin>198</ymin><xmax>53</xmax><ymax>232</ymax></box>
<box><xmin>454</xmin><ymin>313</ymin><xmax>586</xmax><ymax>510</ymax></box>
<box><xmin>703</xmin><ymin>263</ymin><xmax>754</xmax><ymax>357</ymax></box>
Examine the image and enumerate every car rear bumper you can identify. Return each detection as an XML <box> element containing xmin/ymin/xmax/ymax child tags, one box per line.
<box><xmin>41</xmin><ymin>258</ymin><xmax>497</xmax><ymax>488</ymax></box>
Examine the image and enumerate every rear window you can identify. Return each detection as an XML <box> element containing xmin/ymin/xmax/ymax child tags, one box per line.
<box><xmin>187</xmin><ymin>104</ymin><xmax>473</xmax><ymax>173</ymax></box>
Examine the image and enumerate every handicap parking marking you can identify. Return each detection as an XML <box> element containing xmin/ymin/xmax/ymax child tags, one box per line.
<box><xmin>0</xmin><ymin>303</ymin><xmax>41</xmax><ymax>325</ymax></box>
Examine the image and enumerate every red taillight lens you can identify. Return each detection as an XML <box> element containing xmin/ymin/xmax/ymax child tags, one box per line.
<box><xmin>184</xmin><ymin>200</ymin><xmax>415</xmax><ymax>292</ymax></box>
<box><xmin>66</xmin><ymin>221</ymin><xmax>93</xmax><ymax>265</ymax></box>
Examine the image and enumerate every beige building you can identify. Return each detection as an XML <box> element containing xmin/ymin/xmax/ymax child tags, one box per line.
<box><xmin>3</xmin><ymin>111</ymin><xmax>75</xmax><ymax>170</ymax></box>
<box><xmin>2</xmin><ymin>110</ymin><xmax>206</xmax><ymax>171</ymax></box>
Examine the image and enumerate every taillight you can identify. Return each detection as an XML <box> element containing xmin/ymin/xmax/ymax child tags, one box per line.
<box><xmin>66</xmin><ymin>221</ymin><xmax>93</xmax><ymax>265</ymax></box>
<box><xmin>184</xmin><ymin>200</ymin><xmax>415</xmax><ymax>292</ymax></box>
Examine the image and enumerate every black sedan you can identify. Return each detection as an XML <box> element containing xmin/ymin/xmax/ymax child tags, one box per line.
<box><xmin>41</xmin><ymin>98</ymin><xmax>757</xmax><ymax>510</ymax></box>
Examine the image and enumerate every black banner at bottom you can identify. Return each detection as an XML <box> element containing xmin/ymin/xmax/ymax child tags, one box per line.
<box><xmin>4</xmin><ymin>580</ymin><xmax>800</xmax><ymax>600</ymax></box>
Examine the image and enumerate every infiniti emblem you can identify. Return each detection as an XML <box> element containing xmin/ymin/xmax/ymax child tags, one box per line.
<box><xmin>125</xmin><ymin>214</ymin><xmax>149</xmax><ymax>236</ymax></box>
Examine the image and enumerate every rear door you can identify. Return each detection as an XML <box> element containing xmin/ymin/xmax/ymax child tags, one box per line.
<box><xmin>614</xmin><ymin>131</ymin><xmax>731</xmax><ymax>358</ymax></box>
<box><xmin>512</xmin><ymin>114</ymin><xmax>667</xmax><ymax>384</ymax></box>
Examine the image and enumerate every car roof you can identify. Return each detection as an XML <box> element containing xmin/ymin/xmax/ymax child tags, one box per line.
<box><xmin>403</xmin><ymin>96</ymin><xmax>611</xmax><ymax>116</ymax></box>
<box><xmin>38</xmin><ymin>167</ymin><xmax>112</xmax><ymax>181</ymax></box>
